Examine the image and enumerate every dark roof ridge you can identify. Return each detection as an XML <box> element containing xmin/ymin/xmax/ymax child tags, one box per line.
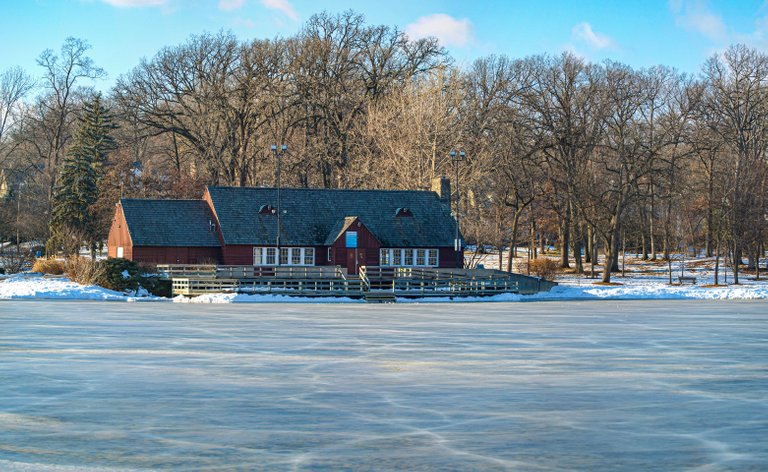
<box><xmin>121</xmin><ymin>198</ymin><xmax>203</xmax><ymax>202</ymax></box>
<box><xmin>206</xmin><ymin>185</ymin><xmax>435</xmax><ymax>195</ymax></box>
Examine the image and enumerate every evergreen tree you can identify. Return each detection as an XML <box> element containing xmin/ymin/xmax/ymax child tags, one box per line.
<box><xmin>49</xmin><ymin>94</ymin><xmax>116</xmax><ymax>256</ymax></box>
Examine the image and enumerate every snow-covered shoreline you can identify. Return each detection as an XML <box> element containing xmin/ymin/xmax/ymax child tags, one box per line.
<box><xmin>1</xmin><ymin>273</ymin><xmax>767</xmax><ymax>303</ymax></box>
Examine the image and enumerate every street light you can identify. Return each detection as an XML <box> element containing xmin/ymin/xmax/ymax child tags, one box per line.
<box><xmin>271</xmin><ymin>144</ymin><xmax>287</xmax><ymax>266</ymax></box>
<box><xmin>450</xmin><ymin>150</ymin><xmax>465</xmax><ymax>268</ymax></box>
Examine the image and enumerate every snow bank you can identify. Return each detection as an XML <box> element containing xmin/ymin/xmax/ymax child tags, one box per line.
<box><xmin>520</xmin><ymin>283</ymin><xmax>768</xmax><ymax>301</ymax></box>
<box><xmin>0</xmin><ymin>274</ymin><xmax>158</xmax><ymax>302</ymax></box>
<box><xmin>398</xmin><ymin>282</ymin><xmax>768</xmax><ymax>303</ymax></box>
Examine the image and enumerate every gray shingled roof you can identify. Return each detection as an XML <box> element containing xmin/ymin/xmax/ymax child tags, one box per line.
<box><xmin>206</xmin><ymin>186</ymin><xmax>458</xmax><ymax>247</ymax></box>
<box><xmin>120</xmin><ymin>199</ymin><xmax>221</xmax><ymax>247</ymax></box>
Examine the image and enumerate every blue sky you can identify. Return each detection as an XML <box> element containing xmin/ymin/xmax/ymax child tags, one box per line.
<box><xmin>1</xmin><ymin>0</ymin><xmax>766</xmax><ymax>90</ymax></box>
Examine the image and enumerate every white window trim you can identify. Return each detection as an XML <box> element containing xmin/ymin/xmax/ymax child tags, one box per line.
<box><xmin>379</xmin><ymin>248</ymin><xmax>439</xmax><ymax>267</ymax></box>
<box><xmin>253</xmin><ymin>247</ymin><xmax>315</xmax><ymax>266</ymax></box>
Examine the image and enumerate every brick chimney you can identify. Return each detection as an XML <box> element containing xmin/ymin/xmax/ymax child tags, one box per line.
<box><xmin>431</xmin><ymin>176</ymin><xmax>451</xmax><ymax>205</ymax></box>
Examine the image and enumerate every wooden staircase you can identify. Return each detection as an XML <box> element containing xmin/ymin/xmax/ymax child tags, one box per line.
<box><xmin>364</xmin><ymin>290</ymin><xmax>397</xmax><ymax>303</ymax></box>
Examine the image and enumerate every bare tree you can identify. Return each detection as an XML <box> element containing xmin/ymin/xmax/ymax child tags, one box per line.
<box><xmin>33</xmin><ymin>37</ymin><xmax>105</xmax><ymax>200</ymax></box>
<box><xmin>522</xmin><ymin>52</ymin><xmax>606</xmax><ymax>271</ymax></box>
<box><xmin>702</xmin><ymin>45</ymin><xmax>768</xmax><ymax>284</ymax></box>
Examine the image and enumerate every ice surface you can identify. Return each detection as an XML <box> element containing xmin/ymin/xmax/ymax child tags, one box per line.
<box><xmin>0</xmin><ymin>300</ymin><xmax>766</xmax><ymax>470</ymax></box>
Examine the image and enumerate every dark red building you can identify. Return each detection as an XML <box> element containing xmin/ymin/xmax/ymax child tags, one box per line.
<box><xmin>108</xmin><ymin>179</ymin><xmax>463</xmax><ymax>273</ymax></box>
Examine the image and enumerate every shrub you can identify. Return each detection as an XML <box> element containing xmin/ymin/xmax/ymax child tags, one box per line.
<box><xmin>0</xmin><ymin>252</ymin><xmax>34</xmax><ymax>274</ymax></box>
<box><xmin>100</xmin><ymin>258</ymin><xmax>169</xmax><ymax>296</ymax></box>
<box><xmin>66</xmin><ymin>256</ymin><xmax>106</xmax><ymax>285</ymax></box>
<box><xmin>101</xmin><ymin>258</ymin><xmax>142</xmax><ymax>292</ymax></box>
<box><xmin>527</xmin><ymin>257</ymin><xmax>560</xmax><ymax>281</ymax></box>
<box><xmin>32</xmin><ymin>258</ymin><xmax>65</xmax><ymax>275</ymax></box>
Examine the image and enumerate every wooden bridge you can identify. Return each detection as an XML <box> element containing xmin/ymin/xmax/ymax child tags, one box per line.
<box><xmin>157</xmin><ymin>264</ymin><xmax>556</xmax><ymax>302</ymax></box>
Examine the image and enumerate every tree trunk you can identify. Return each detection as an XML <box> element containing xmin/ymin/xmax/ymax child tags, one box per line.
<box><xmin>560</xmin><ymin>209</ymin><xmax>570</xmax><ymax>268</ymax></box>
<box><xmin>650</xmin><ymin>186</ymin><xmax>657</xmax><ymax>260</ymax></box>
<box><xmin>714</xmin><ymin>237</ymin><xmax>720</xmax><ymax>285</ymax></box>
<box><xmin>601</xmin><ymin>235</ymin><xmax>615</xmax><ymax>283</ymax></box>
<box><xmin>506</xmin><ymin>210</ymin><xmax>521</xmax><ymax>272</ymax></box>
<box><xmin>611</xmin><ymin>236</ymin><xmax>620</xmax><ymax>273</ymax></box>
<box><xmin>705</xmin><ymin>167</ymin><xmax>714</xmax><ymax>257</ymax></box>
<box><xmin>571</xmin><ymin>207</ymin><xmax>583</xmax><ymax>273</ymax></box>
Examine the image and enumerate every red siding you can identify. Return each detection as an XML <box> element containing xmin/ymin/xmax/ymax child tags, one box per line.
<box><xmin>107</xmin><ymin>203</ymin><xmax>133</xmax><ymax>260</ymax></box>
<box><xmin>221</xmin><ymin>245</ymin><xmax>255</xmax><ymax>265</ymax></box>
<box><xmin>202</xmin><ymin>189</ymin><xmax>225</xmax><ymax>245</ymax></box>
<box><xmin>132</xmin><ymin>246</ymin><xmax>221</xmax><ymax>265</ymax></box>
<box><xmin>330</xmin><ymin>219</ymin><xmax>381</xmax><ymax>274</ymax></box>
<box><xmin>439</xmin><ymin>248</ymin><xmax>464</xmax><ymax>268</ymax></box>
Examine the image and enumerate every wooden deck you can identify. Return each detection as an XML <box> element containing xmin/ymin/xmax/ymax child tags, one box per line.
<box><xmin>159</xmin><ymin>264</ymin><xmax>556</xmax><ymax>300</ymax></box>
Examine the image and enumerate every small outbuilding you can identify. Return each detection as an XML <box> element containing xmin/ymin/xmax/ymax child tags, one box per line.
<box><xmin>108</xmin><ymin>178</ymin><xmax>463</xmax><ymax>273</ymax></box>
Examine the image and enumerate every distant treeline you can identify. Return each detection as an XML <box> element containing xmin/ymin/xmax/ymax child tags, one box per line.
<box><xmin>0</xmin><ymin>11</ymin><xmax>766</xmax><ymax>282</ymax></box>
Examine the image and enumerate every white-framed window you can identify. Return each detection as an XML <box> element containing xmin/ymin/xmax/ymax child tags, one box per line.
<box><xmin>416</xmin><ymin>249</ymin><xmax>426</xmax><ymax>266</ymax></box>
<box><xmin>266</xmin><ymin>247</ymin><xmax>276</xmax><ymax>265</ymax></box>
<box><xmin>280</xmin><ymin>247</ymin><xmax>289</xmax><ymax>265</ymax></box>
<box><xmin>304</xmin><ymin>248</ymin><xmax>315</xmax><ymax>265</ymax></box>
<box><xmin>393</xmin><ymin>249</ymin><xmax>403</xmax><ymax>266</ymax></box>
<box><xmin>380</xmin><ymin>248</ymin><xmax>390</xmax><ymax>265</ymax></box>
<box><xmin>428</xmin><ymin>249</ymin><xmax>438</xmax><ymax>266</ymax></box>
<box><xmin>327</xmin><ymin>247</ymin><xmax>332</xmax><ymax>262</ymax></box>
<box><xmin>379</xmin><ymin>248</ymin><xmax>439</xmax><ymax>267</ymax></box>
<box><xmin>117</xmin><ymin>247</ymin><xmax>124</xmax><ymax>258</ymax></box>
<box><xmin>253</xmin><ymin>247</ymin><xmax>316</xmax><ymax>266</ymax></box>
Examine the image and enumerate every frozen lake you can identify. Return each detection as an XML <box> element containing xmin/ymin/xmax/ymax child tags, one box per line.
<box><xmin>0</xmin><ymin>300</ymin><xmax>766</xmax><ymax>471</ymax></box>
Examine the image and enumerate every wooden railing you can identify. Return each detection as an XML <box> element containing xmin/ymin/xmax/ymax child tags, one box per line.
<box><xmin>158</xmin><ymin>264</ymin><xmax>345</xmax><ymax>280</ymax></box>
<box><xmin>172</xmin><ymin>276</ymin><xmax>363</xmax><ymax>296</ymax></box>
<box><xmin>162</xmin><ymin>264</ymin><xmax>553</xmax><ymax>298</ymax></box>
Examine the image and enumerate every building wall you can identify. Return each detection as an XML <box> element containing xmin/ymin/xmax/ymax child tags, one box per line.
<box><xmin>107</xmin><ymin>203</ymin><xmax>133</xmax><ymax>260</ymax></box>
<box><xmin>221</xmin><ymin>245</ymin><xmax>256</xmax><ymax>265</ymax></box>
<box><xmin>201</xmin><ymin>189</ymin><xmax>226</xmax><ymax>246</ymax></box>
<box><xmin>331</xmin><ymin>220</ymin><xmax>381</xmax><ymax>274</ymax></box>
<box><xmin>438</xmin><ymin>247</ymin><xmax>464</xmax><ymax>269</ymax></box>
<box><xmin>223</xmin><ymin>244</ymin><xmax>333</xmax><ymax>266</ymax></box>
<box><xmin>132</xmin><ymin>246</ymin><xmax>221</xmax><ymax>265</ymax></box>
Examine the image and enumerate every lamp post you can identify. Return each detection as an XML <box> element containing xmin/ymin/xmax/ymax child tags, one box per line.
<box><xmin>450</xmin><ymin>150</ymin><xmax>465</xmax><ymax>268</ymax></box>
<box><xmin>271</xmin><ymin>144</ymin><xmax>287</xmax><ymax>266</ymax></box>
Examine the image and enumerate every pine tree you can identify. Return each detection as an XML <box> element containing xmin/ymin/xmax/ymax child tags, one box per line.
<box><xmin>49</xmin><ymin>94</ymin><xmax>117</xmax><ymax>257</ymax></box>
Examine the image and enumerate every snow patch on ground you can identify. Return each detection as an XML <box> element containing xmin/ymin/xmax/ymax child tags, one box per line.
<box><xmin>399</xmin><ymin>283</ymin><xmax>768</xmax><ymax>303</ymax></box>
<box><xmin>0</xmin><ymin>274</ymin><xmax>157</xmax><ymax>302</ymax></box>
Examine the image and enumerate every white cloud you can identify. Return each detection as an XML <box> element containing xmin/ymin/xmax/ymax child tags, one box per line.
<box><xmin>669</xmin><ymin>0</ymin><xmax>727</xmax><ymax>42</ymax></box>
<box><xmin>99</xmin><ymin>0</ymin><xmax>167</xmax><ymax>7</ymax></box>
<box><xmin>571</xmin><ymin>22</ymin><xmax>617</xmax><ymax>50</ymax></box>
<box><xmin>233</xmin><ymin>18</ymin><xmax>256</xmax><ymax>29</ymax></box>
<box><xmin>219</xmin><ymin>0</ymin><xmax>245</xmax><ymax>11</ymax></box>
<box><xmin>405</xmin><ymin>13</ymin><xmax>473</xmax><ymax>47</ymax></box>
<box><xmin>260</xmin><ymin>0</ymin><xmax>298</xmax><ymax>21</ymax></box>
